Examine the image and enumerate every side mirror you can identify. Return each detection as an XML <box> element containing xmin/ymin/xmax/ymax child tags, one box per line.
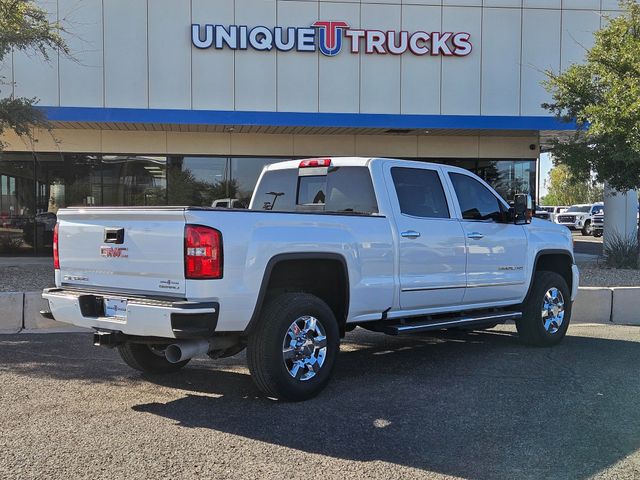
<box><xmin>513</xmin><ymin>194</ymin><xmax>532</xmax><ymax>225</ymax></box>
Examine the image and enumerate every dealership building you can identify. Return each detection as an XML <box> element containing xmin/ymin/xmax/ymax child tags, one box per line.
<box><xmin>0</xmin><ymin>0</ymin><xmax>623</xmax><ymax>254</ymax></box>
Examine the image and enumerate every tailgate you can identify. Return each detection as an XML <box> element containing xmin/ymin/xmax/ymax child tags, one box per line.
<box><xmin>57</xmin><ymin>208</ymin><xmax>187</xmax><ymax>296</ymax></box>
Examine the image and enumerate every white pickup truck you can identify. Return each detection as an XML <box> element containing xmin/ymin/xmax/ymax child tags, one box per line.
<box><xmin>43</xmin><ymin>157</ymin><xmax>578</xmax><ymax>401</ymax></box>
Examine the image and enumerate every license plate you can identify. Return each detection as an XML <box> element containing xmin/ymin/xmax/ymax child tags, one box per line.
<box><xmin>104</xmin><ymin>297</ymin><xmax>128</xmax><ymax>319</ymax></box>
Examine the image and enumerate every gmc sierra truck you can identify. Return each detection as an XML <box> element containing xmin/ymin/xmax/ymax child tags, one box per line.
<box><xmin>555</xmin><ymin>203</ymin><xmax>604</xmax><ymax>236</ymax></box>
<box><xmin>43</xmin><ymin>158</ymin><xmax>579</xmax><ymax>401</ymax></box>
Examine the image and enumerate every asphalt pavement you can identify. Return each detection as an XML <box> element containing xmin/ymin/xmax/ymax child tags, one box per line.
<box><xmin>573</xmin><ymin>231</ymin><xmax>603</xmax><ymax>256</ymax></box>
<box><xmin>1</xmin><ymin>325</ymin><xmax>639</xmax><ymax>480</ymax></box>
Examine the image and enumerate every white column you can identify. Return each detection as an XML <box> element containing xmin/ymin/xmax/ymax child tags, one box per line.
<box><xmin>603</xmin><ymin>184</ymin><xmax>638</xmax><ymax>248</ymax></box>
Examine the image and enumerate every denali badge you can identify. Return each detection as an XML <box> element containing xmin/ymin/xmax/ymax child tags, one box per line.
<box><xmin>63</xmin><ymin>275</ymin><xmax>89</xmax><ymax>282</ymax></box>
<box><xmin>100</xmin><ymin>246</ymin><xmax>129</xmax><ymax>258</ymax></box>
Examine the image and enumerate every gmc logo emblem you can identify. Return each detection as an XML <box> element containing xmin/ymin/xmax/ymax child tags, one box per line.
<box><xmin>100</xmin><ymin>246</ymin><xmax>129</xmax><ymax>258</ymax></box>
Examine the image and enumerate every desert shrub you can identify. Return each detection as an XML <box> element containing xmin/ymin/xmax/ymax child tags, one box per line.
<box><xmin>604</xmin><ymin>232</ymin><xmax>639</xmax><ymax>269</ymax></box>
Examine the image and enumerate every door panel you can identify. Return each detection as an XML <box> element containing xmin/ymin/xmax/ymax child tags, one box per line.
<box><xmin>396</xmin><ymin>217</ymin><xmax>467</xmax><ymax>309</ymax></box>
<box><xmin>459</xmin><ymin>221</ymin><xmax>527</xmax><ymax>304</ymax></box>
<box><xmin>447</xmin><ymin>171</ymin><xmax>528</xmax><ymax>305</ymax></box>
<box><xmin>387</xmin><ymin>166</ymin><xmax>467</xmax><ymax>310</ymax></box>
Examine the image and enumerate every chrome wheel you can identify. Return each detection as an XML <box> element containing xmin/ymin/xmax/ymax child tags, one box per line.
<box><xmin>282</xmin><ymin>315</ymin><xmax>328</xmax><ymax>381</ymax></box>
<box><xmin>542</xmin><ymin>287</ymin><xmax>565</xmax><ymax>334</ymax></box>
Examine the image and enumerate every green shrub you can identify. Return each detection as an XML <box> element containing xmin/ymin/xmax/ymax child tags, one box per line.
<box><xmin>604</xmin><ymin>232</ymin><xmax>639</xmax><ymax>269</ymax></box>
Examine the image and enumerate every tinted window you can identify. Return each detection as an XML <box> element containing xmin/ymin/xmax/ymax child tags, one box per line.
<box><xmin>325</xmin><ymin>167</ymin><xmax>378</xmax><ymax>214</ymax></box>
<box><xmin>251</xmin><ymin>166</ymin><xmax>378</xmax><ymax>214</ymax></box>
<box><xmin>250</xmin><ymin>168</ymin><xmax>298</xmax><ymax>211</ymax></box>
<box><xmin>449</xmin><ymin>172</ymin><xmax>503</xmax><ymax>221</ymax></box>
<box><xmin>592</xmin><ymin>205</ymin><xmax>603</xmax><ymax>215</ymax></box>
<box><xmin>391</xmin><ymin>167</ymin><xmax>449</xmax><ymax>219</ymax></box>
<box><xmin>298</xmin><ymin>176</ymin><xmax>327</xmax><ymax>205</ymax></box>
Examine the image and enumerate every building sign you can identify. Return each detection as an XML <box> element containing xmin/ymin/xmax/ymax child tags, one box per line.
<box><xmin>191</xmin><ymin>22</ymin><xmax>472</xmax><ymax>57</ymax></box>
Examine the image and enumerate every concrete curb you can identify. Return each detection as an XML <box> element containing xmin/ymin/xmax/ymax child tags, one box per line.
<box><xmin>571</xmin><ymin>287</ymin><xmax>613</xmax><ymax>324</ymax></box>
<box><xmin>22</xmin><ymin>292</ymin><xmax>90</xmax><ymax>333</ymax></box>
<box><xmin>2</xmin><ymin>286</ymin><xmax>640</xmax><ymax>334</ymax></box>
<box><xmin>0</xmin><ymin>293</ymin><xmax>24</xmax><ymax>334</ymax></box>
<box><xmin>0</xmin><ymin>291</ymin><xmax>89</xmax><ymax>334</ymax></box>
<box><xmin>571</xmin><ymin>286</ymin><xmax>640</xmax><ymax>325</ymax></box>
<box><xmin>611</xmin><ymin>287</ymin><xmax>640</xmax><ymax>325</ymax></box>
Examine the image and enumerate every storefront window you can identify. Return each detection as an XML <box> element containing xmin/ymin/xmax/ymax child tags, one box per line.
<box><xmin>100</xmin><ymin>156</ymin><xmax>167</xmax><ymax>206</ymax></box>
<box><xmin>0</xmin><ymin>153</ymin><xmax>35</xmax><ymax>254</ymax></box>
<box><xmin>36</xmin><ymin>153</ymin><xmax>102</xmax><ymax>210</ymax></box>
<box><xmin>167</xmin><ymin>157</ymin><xmax>230</xmax><ymax>206</ymax></box>
<box><xmin>476</xmin><ymin>160</ymin><xmax>536</xmax><ymax>200</ymax></box>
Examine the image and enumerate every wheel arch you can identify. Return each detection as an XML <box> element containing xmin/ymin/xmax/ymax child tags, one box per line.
<box><xmin>243</xmin><ymin>253</ymin><xmax>350</xmax><ymax>337</ymax></box>
<box><xmin>527</xmin><ymin>249</ymin><xmax>574</xmax><ymax>299</ymax></box>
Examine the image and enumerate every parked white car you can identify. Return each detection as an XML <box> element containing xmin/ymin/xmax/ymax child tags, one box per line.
<box><xmin>43</xmin><ymin>158</ymin><xmax>578</xmax><ymax>401</ymax></box>
<box><xmin>555</xmin><ymin>203</ymin><xmax>604</xmax><ymax>236</ymax></box>
<box><xmin>539</xmin><ymin>206</ymin><xmax>569</xmax><ymax>223</ymax></box>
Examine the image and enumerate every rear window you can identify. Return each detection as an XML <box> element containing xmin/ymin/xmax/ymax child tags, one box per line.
<box><xmin>251</xmin><ymin>166</ymin><xmax>378</xmax><ymax>214</ymax></box>
<box><xmin>251</xmin><ymin>169</ymin><xmax>298</xmax><ymax>211</ymax></box>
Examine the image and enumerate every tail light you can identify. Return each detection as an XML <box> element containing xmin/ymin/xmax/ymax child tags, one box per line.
<box><xmin>184</xmin><ymin>225</ymin><xmax>223</xmax><ymax>279</ymax></box>
<box><xmin>53</xmin><ymin>223</ymin><xmax>60</xmax><ymax>270</ymax></box>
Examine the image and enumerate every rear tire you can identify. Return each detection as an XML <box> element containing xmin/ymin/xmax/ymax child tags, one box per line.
<box><xmin>517</xmin><ymin>271</ymin><xmax>571</xmax><ymax>347</ymax></box>
<box><xmin>117</xmin><ymin>342</ymin><xmax>190</xmax><ymax>374</ymax></box>
<box><xmin>247</xmin><ymin>293</ymin><xmax>340</xmax><ymax>401</ymax></box>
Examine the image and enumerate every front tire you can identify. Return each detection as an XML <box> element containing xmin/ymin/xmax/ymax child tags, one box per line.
<box><xmin>581</xmin><ymin>220</ymin><xmax>592</xmax><ymax>236</ymax></box>
<box><xmin>517</xmin><ymin>271</ymin><xmax>571</xmax><ymax>347</ymax></box>
<box><xmin>117</xmin><ymin>342</ymin><xmax>190</xmax><ymax>374</ymax></box>
<box><xmin>247</xmin><ymin>293</ymin><xmax>340</xmax><ymax>401</ymax></box>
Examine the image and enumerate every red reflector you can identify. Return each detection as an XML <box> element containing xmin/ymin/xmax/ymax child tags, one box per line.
<box><xmin>184</xmin><ymin>225</ymin><xmax>223</xmax><ymax>279</ymax></box>
<box><xmin>53</xmin><ymin>223</ymin><xmax>60</xmax><ymax>270</ymax></box>
<box><xmin>299</xmin><ymin>158</ymin><xmax>331</xmax><ymax>168</ymax></box>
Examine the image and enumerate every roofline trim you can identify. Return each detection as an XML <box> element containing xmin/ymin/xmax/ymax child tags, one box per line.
<box><xmin>39</xmin><ymin>107</ymin><xmax>577</xmax><ymax>131</ymax></box>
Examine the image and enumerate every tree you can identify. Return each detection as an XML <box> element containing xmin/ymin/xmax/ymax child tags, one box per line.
<box><xmin>543</xmin><ymin>0</ymin><xmax>640</xmax><ymax>192</ymax></box>
<box><xmin>541</xmin><ymin>164</ymin><xmax>603</xmax><ymax>206</ymax></box>
<box><xmin>0</xmin><ymin>0</ymin><xmax>69</xmax><ymax>149</ymax></box>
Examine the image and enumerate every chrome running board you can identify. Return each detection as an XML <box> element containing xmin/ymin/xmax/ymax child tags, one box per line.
<box><xmin>382</xmin><ymin>311</ymin><xmax>522</xmax><ymax>335</ymax></box>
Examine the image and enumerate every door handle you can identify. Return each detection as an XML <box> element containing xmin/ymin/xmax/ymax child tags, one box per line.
<box><xmin>401</xmin><ymin>230</ymin><xmax>421</xmax><ymax>239</ymax></box>
<box><xmin>467</xmin><ymin>232</ymin><xmax>484</xmax><ymax>240</ymax></box>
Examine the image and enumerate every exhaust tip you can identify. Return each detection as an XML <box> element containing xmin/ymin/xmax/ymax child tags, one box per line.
<box><xmin>165</xmin><ymin>344</ymin><xmax>183</xmax><ymax>364</ymax></box>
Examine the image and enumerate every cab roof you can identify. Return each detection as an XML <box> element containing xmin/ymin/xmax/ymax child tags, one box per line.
<box><xmin>264</xmin><ymin>157</ymin><xmax>451</xmax><ymax>171</ymax></box>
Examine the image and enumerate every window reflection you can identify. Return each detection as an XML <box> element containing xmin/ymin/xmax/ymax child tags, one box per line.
<box><xmin>231</xmin><ymin>158</ymin><xmax>286</xmax><ymax>206</ymax></box>
<box><xmin>167</xmin><ymin>157</ymin><xmax>230</xmax><ymax>206</ymax></box>
<box><xmin>431</xmin><ymin>158</ymin><xmax>536</xmax><ymax>201</ymax></box>
<box><xmin>101</xmin><ymin>156</ymin><xmax>167</xmax><ymax>206</ymax></box>
<box><xmin>0</xmin><ymin>153</ymin><xmax>35</xmax><ymax>254</ymax></box>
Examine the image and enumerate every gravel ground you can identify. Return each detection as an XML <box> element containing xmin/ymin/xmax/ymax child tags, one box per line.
<box><xmin>1</xmin><ymin>325</ymin><xmax>639</xmax><ymax>480</ymax></box>
<box><xmin>575</xmin><ymin>255</ymin><xmax>640</xmax><ymax>287</ymax></box>
<box><xmin>579</xmin><ymin>265</ymin><xmax>640</xmax><ymax>287</ymax></box>
<box><xmin>0</xmin><ymin>261</ymin><xmax>55</xmax><ymax>292</ymax></box>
